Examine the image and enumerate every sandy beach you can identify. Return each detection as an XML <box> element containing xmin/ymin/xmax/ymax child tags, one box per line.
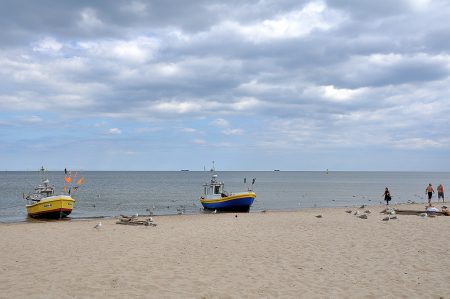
<box><xmin>1</xmin><ymin>203</ymin><xmax>449</xmax><ymax>299</ymax></box>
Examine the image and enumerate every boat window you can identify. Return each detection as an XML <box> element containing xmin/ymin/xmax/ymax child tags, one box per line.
<box><xmin>214</xmin><ymin>185</ymin><xmax>221</xmax><ymax>194</ymax></box>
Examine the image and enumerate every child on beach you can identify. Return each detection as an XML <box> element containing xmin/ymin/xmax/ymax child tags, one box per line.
<box><xmin>383</xmin><ymin>187</ymin><xmax>391</xmax><ymax>205</ymax></box>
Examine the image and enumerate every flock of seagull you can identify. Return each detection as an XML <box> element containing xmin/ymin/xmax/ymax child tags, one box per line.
<box><xmin>334</xmin><ymin>205</ymin><xmax>399</xmax><ymax>221</ymax></box>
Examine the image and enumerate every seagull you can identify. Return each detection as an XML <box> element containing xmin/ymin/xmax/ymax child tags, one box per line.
<box><xmin>382</xmin><ymin>216</ymin><xmax>390</xmax><ymax>221</ymax></box>
<box><xmin>213</xmin><ymin>209</ymin><xmax>217</xmax><ymax>214</ymax></box>
<box><xmin>345</xmin><ymin>210</ymin><xmax>352</xmax><ymax>214</ymax></box>
<box><xmin>315</xmin><ymin>214</ymin><xmax>323</xmax><ymax>218</ymax></box>
<box><xmin>148</xmin><ymin>217</ymin><xmax>153</xmax><ymax>222</ymax></box>
<box><xmin>94</xmin><ymin>222</ymin><xmax>102</xmax><ymax>230</ymax></box>
<box><xmin>354</xmin><ymin>210</ymin><xmax>360</xmax><ymax>216</ymax></box>
<box><xmin>358</xmin><ymin>214</ymin><xmax>368</xmax><ymax>219</ymax></box>
<box><xmin>419</xmin><ymin>213</ymin><xmax>428</xmax><ymax>218</ymax></box>
<box><xmin>364</xmin><ymin>210</ymin><xmax>371</xmax><ymax>214</ymax></box>
<box><xmin>134</xmin><ymin>213</ymin><xmax>139</xmax><ymax>218</ymax></box>
<box><xmin>390</xmin><ymin>215</ymin><xmax>398</xmax><ymax>220</ymax></box>
<box><xmin>360</xmin><ymin>205</ymin><xmax>365</xmax><ymax>209</ymax></box>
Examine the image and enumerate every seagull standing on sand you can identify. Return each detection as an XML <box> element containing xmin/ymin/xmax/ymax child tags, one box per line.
<box><xmin>213</xmin><ymin>209</ymin><xmax>217</xmax><ymax>214</ymax></box>
<box><xmin>94</xmin><ymin>222</ymin><xmax>102</xmax><ymax>230</ymax></box>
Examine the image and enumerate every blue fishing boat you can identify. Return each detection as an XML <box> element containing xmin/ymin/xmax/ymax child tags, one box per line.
<box><xmin>199</xmin><ymin>174</ymin><xmax>256</xmax><ymax>212</ymax></box>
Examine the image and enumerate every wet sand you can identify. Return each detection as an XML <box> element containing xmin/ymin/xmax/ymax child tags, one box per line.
<box><xmin>1</xmin><ymin>203</ymin><xmax>449</xmax><ymax>298</ymax></box>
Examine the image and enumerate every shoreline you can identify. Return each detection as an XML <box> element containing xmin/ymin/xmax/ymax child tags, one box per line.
<box><xmin>1</xmin><ymin>200</ymin><xmax>446</xmax><ymax>225</ymax></box>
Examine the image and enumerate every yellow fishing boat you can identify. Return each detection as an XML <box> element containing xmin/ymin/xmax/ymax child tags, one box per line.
<box><xmin>26</xmin><ymin>195</ymin><xmax>75</xmax><ymax>219</ymax></box>
<box><xmin>24</xmin><ymin>167</ymin><xmax>76</xmax><ymax>219</ymax></box>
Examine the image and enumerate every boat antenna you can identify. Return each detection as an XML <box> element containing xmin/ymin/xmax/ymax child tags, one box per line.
<box><xmin>248</xmin><ymin>178</ymin><xmax>256</xmax><ymax>191</ymax></box>
<box><xmin>39</xmin><ymin>166</ymin><xmax>47</xmax><ymax>182</ymax></box>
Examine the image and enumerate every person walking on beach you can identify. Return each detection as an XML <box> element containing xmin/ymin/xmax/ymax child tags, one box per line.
<box><xmin>383</xmin><ymin>187</ymin><xmax>391</xmax><ymax>205</ymax></box>
<box><xmin>437</xmin><ymin>184</ymin><xmax>444</xmax><ymax>202</ymax></box>
<box><xmin>425</xmin><ymin>183</ymin><xmax>434</xmax><ymax>204</ymax></box>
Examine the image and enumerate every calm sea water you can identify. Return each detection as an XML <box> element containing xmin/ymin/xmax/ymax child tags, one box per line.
<box><xmin>0</xmin><ymin>171</ymin><xmax>449</xmax><ymax>223</ymax></box>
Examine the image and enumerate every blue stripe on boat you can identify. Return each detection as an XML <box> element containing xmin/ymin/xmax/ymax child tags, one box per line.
<box><xmin>201</xmin><ymin>196</ymin><xmax>255</xmax><ymax>211</ymax></box>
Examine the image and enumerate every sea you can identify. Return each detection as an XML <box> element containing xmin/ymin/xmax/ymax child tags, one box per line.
<box><xmin>1</xmin><ymin>171</ymin><xmax>449</xmax><ymax>223</ymax></box>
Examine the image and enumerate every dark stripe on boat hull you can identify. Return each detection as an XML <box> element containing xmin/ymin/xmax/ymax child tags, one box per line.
<box><xmin>28</xmin><ymin>208</ymin><xmax>72</xmax><ymax>219</ymax></box>
<box><xmin>203</xmin><ymin>205</ymin><xmax>251</xmax><ymax>212</ymax></box>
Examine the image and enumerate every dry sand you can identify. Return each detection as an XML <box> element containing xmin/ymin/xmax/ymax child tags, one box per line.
<box><xmin>1</xmin><ymin>203</ymin><xmax>450</xmax><ymax>298</ymax></box>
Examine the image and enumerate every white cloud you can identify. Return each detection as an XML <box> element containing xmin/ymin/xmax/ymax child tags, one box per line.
<box><xmin>392</xmin><ymin>137</ymin><xmax>444</xmax><ymax>149</ymax></box>
<box><xmin>155</xmin><ymin>63</ymin><xmax>182</xmax><ymax>76</ymax></box>
<box><xmin>108</xmin><ymin>128</ymin><xmax>122</xmax><ymax>134</ymax></box>
<box><xmin>33</xmin><ymin>37</ymin><xmax>63</xmax><ymax>53</ymax></box>
<box><xmin>152</xmin><ymin>101</ymin><xmax>202</xmax><ymax>114</ymax></box>
<box><xmin>238</xmin><ymin>80</ymin><xmax>296</xmax><ymax>94</ymax></box>
<box><xmin>406</xmin><ymin>0</ymin><xmax>432</xmax><ymax>11</ymax></box>
<box><xmin>222</xmin><ymin>128</ymin><xmax>244</xmax><ymax>135</ymax></box>
<box><xmin>220</xmin><ymin>1</ymin><xmax>345</xmax><ymax>42</ymax></box>
<box><xmin>321</xmin><ymin>85</ymin><xmax>366</xmax><ymax>102</ymax></box>
<box><xmin>212</xmin><ymin>118</ymin><xmax>244</xmax><ymax>136</ymax></box>
<box><xmin>180</xmin><ymin>127</ymin><xmax>197</xmax><ymax>133</ymax></box>
<box><xmin>78</xmin><ymin>36</ymin><xmax>159</xmax><ymax>63</ymax></box>
<box><xmin>232</xmin><ymin>97</ymin><xmax>261</xmax><ymax>111</ymax></box>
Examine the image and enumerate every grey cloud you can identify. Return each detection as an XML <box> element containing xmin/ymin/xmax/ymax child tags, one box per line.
<box><xmin>1</xmin><ymin>0</ymin><xmax>450</xmax><ymax>158</ymax></box>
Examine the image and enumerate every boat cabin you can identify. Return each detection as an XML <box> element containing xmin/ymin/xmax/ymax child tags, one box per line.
<box><xmin>203</xmin><ymin>175</ymin><xmax>229</xmax><ymax>197</ymax></box>
<box><xmin>35</xmin><ymin>179</ymin><xmax>55</xmax><ymax>197</ymax></box>
<box><xmin>25</xmin><ymin>179</ymin><xmax>55</xmax><ymax>201</ymax></box>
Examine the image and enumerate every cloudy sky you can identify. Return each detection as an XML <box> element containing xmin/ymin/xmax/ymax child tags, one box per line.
<box><xmin>1</xmin><ymin>0</ymin><xmax>449</xmax><ymax>171</ymax></box>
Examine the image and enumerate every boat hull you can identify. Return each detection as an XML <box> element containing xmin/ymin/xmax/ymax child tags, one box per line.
<box><xmin>26</xmin><ymin>196</ymin><xmax>75</xmax><ymax>219</ymax></box>
<box><xmin>200</xmin><ymin>192</ymin><xmax>256</xmax><ymax>212</ymax></box>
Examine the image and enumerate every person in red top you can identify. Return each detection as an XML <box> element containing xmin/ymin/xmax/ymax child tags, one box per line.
<box><xmin>437</xmin><ymin>184</ymin><xmax>444</xmax><ymax>202</ymax></box>
<box><xmin>425</xmin><ymin>184</ymin><xmax>434</xmax><ymax>204</ymax></box>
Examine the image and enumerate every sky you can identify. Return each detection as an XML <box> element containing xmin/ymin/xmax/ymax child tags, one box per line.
<box><xmin>0</xmin><ymin>0</ymin><xmax>449</xmax><ymax>171</ymax></box>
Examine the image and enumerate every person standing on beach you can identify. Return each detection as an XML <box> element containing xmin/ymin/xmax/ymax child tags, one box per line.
<box><xmin>383</xmin><ymin>187</ymin><xmax>391</xmax><ymax>205</ymax></box>
<box><xmin>425</xmin><ymin>183</ymin><xmax>434</xmax><ymax>204</ymax></box>
<box><xmin>437</xmin><ymin>184</ymin><xmax>444</xmax><ymax>202</ymax></box>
